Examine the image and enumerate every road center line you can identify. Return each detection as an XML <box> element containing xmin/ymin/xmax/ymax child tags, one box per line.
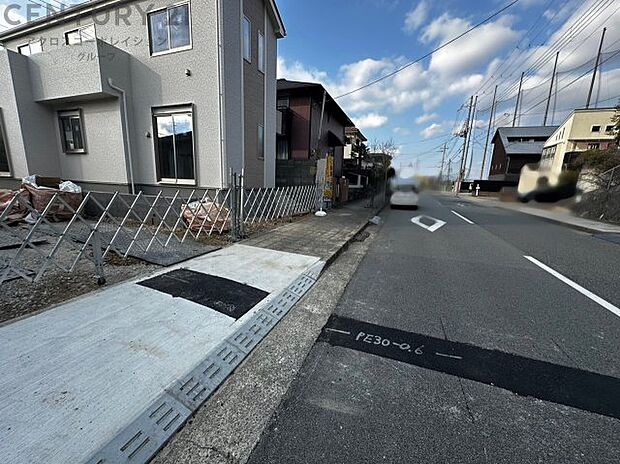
<box><xmin>451</xmin><ymin>210</ymin><xmax>475</xmax><ymax>224</ymax></box>
<box><xmin>524</xmin><ymin>256</ymin><xmax>620</xmax><ymax>318</ymax></box>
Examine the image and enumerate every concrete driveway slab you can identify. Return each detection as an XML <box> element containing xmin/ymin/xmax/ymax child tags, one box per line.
<box><xmin>0</xmin><ymin>244</ymin><xmax>321</xmax><ymax>464</ymax></box>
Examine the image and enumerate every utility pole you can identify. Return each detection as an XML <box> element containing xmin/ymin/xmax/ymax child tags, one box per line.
<box><xmin>481</xmin><ymin>85</ymin><xmax>498</xmax><ymax>179</ymax></box>
<box><xmin>543</xmin><ymin>52</ymin><xmax>559</xmax><ymax>126</ymax></box>
<box><xmin>586</xmin><ymin>27</ymin><xmax>606</xmax><ymax>109</ymax></box>
<box><xmin>438</xmin><ymin>143</ymin><xmax>447</xmax><ymax>181</ymax></box>
<box><xmin>512</xmin><ymin>72</ymin><xmax>524</xmax><ymax>127</ymax></box>
<box><xmin>457</xmin><ymin>96</ymin><xmax>474</xmax><ymax>196</ymax></box>
<box><xmin>466</xmin><ymin>95</ymin><xmax>478</xmax><ymax>179</ymax></box>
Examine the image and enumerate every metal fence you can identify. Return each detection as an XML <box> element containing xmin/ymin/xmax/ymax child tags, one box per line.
<box><xmin>0</xmin><ymin>179</ymin><xmax>325</xmax><ymax>286</ymax></box>
<box><xmin>603</xmin><ymin>164</ymin><xmax>620</xmax><ymax>190</ymax></box>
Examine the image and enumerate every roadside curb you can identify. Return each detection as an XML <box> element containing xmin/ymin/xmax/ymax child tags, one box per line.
<box><xmin>152</xmin><ymin>210</ymin><xmax>380</xmax><ymax>464</ymax></box>
<box><xmin>324</xmin><ymin>202</ymin><xmax>387</xmax><ymax>268</ymax></box>
<box><xmin>459</xmin><ymin>196</ymin><xmax>620</xmax><ymax>235</ymax></box>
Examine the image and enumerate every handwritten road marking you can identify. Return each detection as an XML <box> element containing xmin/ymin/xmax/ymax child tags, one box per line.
<box><xmin>411</xmin><ymin>215</ymin><xmax>447</xmax><ymax>233</ymax></box>
<box><xmin>451</xmin><ymin>210</ymin><xmax>475</xmax><ymax>224</ymax></box>
<box><xmin>524</xmin><ymin>255</ymin><xmax>620</xmax><ymax>318</ymax></box>
<box><xmin>435</xmin><ymin>352</ymin><xmax>463</xmax><ymax>360</ymax></box>
<box><xmin>325</xmin><ymin>328</ymin><xmax>351</xmax><ymax>335</ymax></box>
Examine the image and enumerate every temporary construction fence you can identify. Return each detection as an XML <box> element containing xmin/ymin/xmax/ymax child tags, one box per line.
<box><xmin>0</xmin><ymin>179</ymin><xmax>326</xmax><ymax>286</ymax></box>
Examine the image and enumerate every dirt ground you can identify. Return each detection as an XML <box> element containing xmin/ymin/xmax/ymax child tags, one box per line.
<box><xmin>0</xmin><ymin>215</ymin><xmax>308</xmax><ymax>325</ymax></box>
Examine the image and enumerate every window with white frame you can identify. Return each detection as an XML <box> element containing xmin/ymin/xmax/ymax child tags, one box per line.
<box><xmin>258</xmin><ymin>31</ymin><xmax>265</xmax><ymax>72</ymax></box>
<box><xmin>0</xmin><ymin>111</ymin><xmax>10</xmax><ymax>174</ymax></box>
<box><xmin>243</xmin><ymin>16</ymin><xmax>251</xmax><ymax>62</ymax></box>
<box><xmin>605</xmin><ymin>125</ymin><xmax>614</xmax><ymax>133</ymax></box>
<box><xmin>591</xmin><ymin>125</ymin><xmax>601</xmax><ymax>133</ymax></box>
<box><xmin>65</xmin><ymin>24</ymin><xmax>96</xmax><ymax>45</ymax></box>
<box><xmin>258</xmin><ymin>125</ymin><xmax>264</xmax><ymax>158</ymax></box>
<box><xmin>153</xmin><ymin>107</ymin><xmax>195</xmax><ymax>183</ymax></box>
<box><xmin>58</xmin><ymin>110</ymin><xmax>86</xmax><ymax>154</ymax></box>
<box><xmin>148</xmin><ymin>3</ymin><xmax>191</xmax><ymax>55</ymax></box>
<box><xmin>17</xmin><ymin>40</ymin><xmax>42</xmax><ymax>56</ymax></box>
<box><xmin>588</xmin><ymin>143</ymin><xmax>600</xmax><ymax>150</ymax></box>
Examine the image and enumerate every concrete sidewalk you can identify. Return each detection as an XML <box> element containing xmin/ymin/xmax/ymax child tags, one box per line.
<box><xmin>0</xmin><ymin>198</ymin><xmax>383</xmax><ymax>464</ymax></box>
<box><xmin>244</xmin><ymin>200</ymin><xmax>381</xmax><ymax>262</ymax></box>
<box><xmin>458</xmin><ymin>195</ymin><xmax>620</xmax><ymax>234</ymax></box>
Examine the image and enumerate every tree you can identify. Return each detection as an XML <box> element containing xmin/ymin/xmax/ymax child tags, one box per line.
<box><xmin>575</xmin><ymin>147</ymin><xmax>620</xmax><ymax>188</ymax></box>
<box><xmin>351</xmin><ymin>139</ymin><xmax>369</xmax><ymax>170</ymax></box>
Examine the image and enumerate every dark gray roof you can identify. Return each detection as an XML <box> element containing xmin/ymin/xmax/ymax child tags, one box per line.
<box><xmin>278</xmin><ymin>79</ymin><xmax>354</xmax><ymax>127</ymax></box>
<box><xmin>492</xmin><ymin>126</ymin><xmax>558</xmax><ymax>155</ymax></box>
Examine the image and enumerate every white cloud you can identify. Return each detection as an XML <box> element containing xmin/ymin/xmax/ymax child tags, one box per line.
<box><xmin>276</xmin><ymin>0</ymin><xmax>620</xmax><ymax>142</ymax></box>
<box><xmin>423</xmin><ymin>14</ymin><xmax>521</xmax><ymax>76</ymax></box>
<box><xmin>420</xmin><ymin>123</ymin><xmax>443</xmax><ymax>138</ymax></box>
<box><xmin>403</xmin><ymin>1</ymin><xmax>429</xmax><ymax>34</ymax></box>
<box><xmin>415</xmin><ymin>113</ymin><xmax>438</xmax><ymax>124</ymax></box>
<box><xmin>353</xmin><ymin>113</ymin><xmax>389</xmax><ymax>129</ymax></box>
<box><xmin>393</xmin><ymin>127</ymin><xmax>412</xmax><ymax>136</ymax></box>
<box><xmin>277</xmin><ymin>56</ymin><xmax>328</xmax><ymax>84</ymax></box>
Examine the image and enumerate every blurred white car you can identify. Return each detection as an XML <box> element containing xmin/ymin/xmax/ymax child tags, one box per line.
<box><xmin>389</xmin><ymin>178</ymin><xmax>419</xmax><ymax>209</ymax></box>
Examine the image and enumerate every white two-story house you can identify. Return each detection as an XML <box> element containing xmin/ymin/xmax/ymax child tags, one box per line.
<box><xmin>0</xmin><ymin>0</ymin><xmax>285</xmax><ymax>192</ymax></box>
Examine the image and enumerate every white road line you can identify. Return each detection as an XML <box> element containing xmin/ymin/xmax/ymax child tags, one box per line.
<box><xmin>325</xmin><ymin>328</ymin><xmax>351</xmax><ymax>335</ymax></box>
<box><xmin>411</xmin><ymin>215</ymin><xmax>447</xmax><ymax>233</ymax></box>
<box><xmin>524</xmin><ymin>256</ymin><xmax>620</xmax><ymax>318</ymax></box>
<box><xmin>435</xmin><ymin>352</ymin><xmax>463</xmax><ymax>360</ymax></box>
<box><xmin>451</xmin><ymin>210</ymin><xmax>475</xmax><ymax>224</ymax></box>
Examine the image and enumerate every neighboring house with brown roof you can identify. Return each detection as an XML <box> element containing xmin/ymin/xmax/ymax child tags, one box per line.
<box><xmin>275</xmin><ymin>79</ymin><xmax>353</xmax><ymax>187</ymax></box>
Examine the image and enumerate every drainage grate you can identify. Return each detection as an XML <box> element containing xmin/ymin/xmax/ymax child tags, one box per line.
<box><xmin>288</xmin><ymin>274</ymin><xmax>316</xmax><ymax>297</ymax></box>
<box><xmin>86</xmin><ymin>261</ymin><xmax>325</xmax><ymax>464</ymax></box>
<box><xmin>227</xmin><ymin>311</ymin><xmax>279</xmax><ymax>354</ymax></box>
<box><xmin>87</xmin><ymin>393</ymin><xmax>191</xmax><ymax>464</ymax></box>
<box><xmin>138</xmin><ymin>269</ymin><xmax>269</xmax><ymax>319</ymax></box>
<box><xmin>303</xmin><ymin>261</ymin><xmax>325</xmax><ymax>280</ymax></box>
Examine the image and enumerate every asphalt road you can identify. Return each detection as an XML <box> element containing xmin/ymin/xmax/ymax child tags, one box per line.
<box><xmin>247</xmin><ymin>192</ymin><xmax>620</xmax><ymax>464</ymax></box>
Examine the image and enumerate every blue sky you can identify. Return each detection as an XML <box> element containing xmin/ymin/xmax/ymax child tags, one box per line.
<box><xmin>275</xmin><ymin>0</ymin><xmax>620</xmax><ymax>176</ymax></box>
<box><xmin>1</xmin><ymin>0</ymin><xmax>618</xmax><ymax>177</ymax></box>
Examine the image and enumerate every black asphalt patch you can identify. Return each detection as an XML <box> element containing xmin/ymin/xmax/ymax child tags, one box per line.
<box><xmin>139</xmin><ymin>269</ymin><xmax>268</xmax><ymax>319</ymax></box>
<box><xmin>320</xmin><ymin>315</ymin><xmax>620</xmax><ymax>420</ymax></box>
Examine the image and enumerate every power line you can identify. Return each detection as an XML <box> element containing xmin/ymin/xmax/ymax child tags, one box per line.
<box><xmin>493</xmin><ymin>0</ymin><xmax>614</xmax><ymax>104</ymax></box>
<box><xmin>334</xmin><ymin>0</ymin><xmax>521</xmax><ymax>100</ymax></box>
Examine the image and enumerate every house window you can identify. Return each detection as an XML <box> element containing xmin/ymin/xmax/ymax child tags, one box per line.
<box><xmin>153</xmin><ymin>107</ymin><xmax>194</xmax><ymax>183</ymax></box>
<box><xmin>588</xmin><ymin>143</ymin><xmax>600</xmax><ymax>150</ymax></box>
<box><xmin>258</xmin><ymin>31</ymin><xmax>265</xmax><ymax>73</ymax></box>
<box><xmin>277</xmin><ymin>97</ymin><xmax>289</xmax><ymax>109</ymax></box>
<box><xmin>243</xmin><ymin>16</ymin><xmax>251</xmax><ymax>62</ymax></box>
<box><xmin>605</xmin><ymin>125</ymin><xmax>614</xmax><ymax>133</ymax></box>
<box><xmin>591</xmin><ymin>125</ymin><xmax>601</xmax><ymax>133</ymax></box>
<box><xmin>65</xmin><ymin>24</ymin><xmax>96</xmax><ymax>45</ymax></box>
<box><xmin>0</xmin><ymin>111</ymin><xmax>10</xmax><ymax>174</ymax></box>
<box><xmin>257</xmin><ymin>125</ymin><xmax>264</xmax><ymax>159</ymax></box>
<box><xmin>148</xmin><ymin>3</ymin><xmax>191</xmax><ymax>55</ymax></box>
<box><xmin>58</xmin><ymin>110</ymin><xmax>86</xmax><ymax>154</ymax></box>
<box><xmin>17</xmin><ymin>40</ymin><xmax>42</xmax><ymax>56</ymax></box>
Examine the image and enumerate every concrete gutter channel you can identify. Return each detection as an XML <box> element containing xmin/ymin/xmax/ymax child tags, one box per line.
<box><xmin>151</xmin><ymin>205</ymin><xmax>384</xmax><ymax>464</ymax></box>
